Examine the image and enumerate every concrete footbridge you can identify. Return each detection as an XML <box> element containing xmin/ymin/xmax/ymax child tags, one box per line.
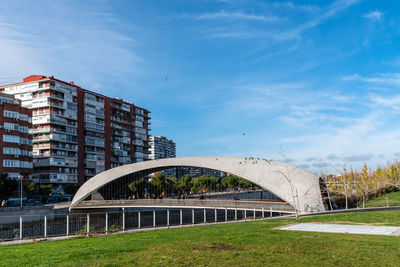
<box><xmin>70</xmin><ymin>156</ymin><xmax>327</xmax><ymax>214</ymax></box>
<box><xmin>71</xmin><ymin>199</ymin><xmax>296</xmax><ymax>214</ymax></box>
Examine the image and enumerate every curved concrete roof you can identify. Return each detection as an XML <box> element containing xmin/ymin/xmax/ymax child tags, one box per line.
<box><xmin>70</xmin><ymin>156</ymin><xmax>325</xmax><ymax>213</ymax></box>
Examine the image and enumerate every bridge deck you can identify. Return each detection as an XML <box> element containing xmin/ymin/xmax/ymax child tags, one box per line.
<box><xmin>72</xmin><ymin>199</ymin><xmax>296</xmax><ymax>213</ymax></box>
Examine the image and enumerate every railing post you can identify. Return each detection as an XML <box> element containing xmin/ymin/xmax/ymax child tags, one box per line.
<box><xmin>262</xmin><ymin>206</ymin><xmax>264</xmax><ymax>219</ymax></box>
<box><xmin>138</xmin><ymin>211</ymin><xmax>141</xmax><ymax>229</ymax></box>
<box><xmin>192</xmin><ymin>209</ymin><xmax>195</xmax><ymax>225</ymax></box>
<box><xmin>153</xmin><ymin>210</ymin><xmax>156</xmax><ymax>229</ymax></box>
<box><xmin>270</xmin><ymin>206</ymin><xmax>272</xmax><ymax>218</ymax></box>
<box><xmin>253</xmin><ymin>207</ymin><xmax>256</xmax><ymax>219</ymax></box>
<box><xmin>105</xmin><ymin>213</ymin><xmax>108</xmax><ymax>234</ymax></box>
<box><xmin>203</xmin><ymin>208</ymin><xmax>206</xmax><ymax>224</ymax></box>
<box><xmin>122</xmin><ymin>208</ymin><xmax>125</xmax><ymax>232</ymax></box>
<box><xmin>66</xmin><ymin>214</ymin><xmax>69</xmax><ymax>236</ymax></box>
<box><xmin>19</xmin><ymin>216</ymin><xmax>22</xmax><ymax>241</ymax></box>
<box><xmin>244</xmin><ymin>208</ymin><xmax>247</xmax><ymax>220</ymax></box>
<box><xmin>180</xmin><ymin>209</ymin><xmax>183</xmax><ymax>227</ymax></box>
<box><xmin>86</xmin><ymin>213</ymin><xmax>90</xmax><ymax>236</ymax></box>
<box><xmin>225</xmin><ymin>208</ymin><xmax>227</xmax><ymax>222</ymax></box>
<box><xmin>234</xmin><ymin>208</ymin><xmax>237</xmax><ymax>221</ymax></box>
<box><xmin>167</xmin><ymin>209</ymin><xmax>170</xmax><ymax>228</ymax></box>
<box><xmin>44</xmin><ymin>216</ymin><xmax>47</xmax><ymax>238</ymax></box>
<box><xmin>215</xmin><ymin>208</ymin><xmax>217</xmax><ymax>223</ymax></box>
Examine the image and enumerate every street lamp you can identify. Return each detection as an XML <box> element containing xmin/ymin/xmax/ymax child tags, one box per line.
<box><xmin>18</xmin><ymin>175</ymin><xmax>23</xmax><ymax>207</ymax></box>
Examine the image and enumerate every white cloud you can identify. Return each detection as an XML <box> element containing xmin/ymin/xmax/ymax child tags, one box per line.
<box><xmin>343</xmin><ymin>73</ymin><xmax>400</xmax><ymax>87</ymax></box>
<box><xmin>0</xmin><ymin>1</ymin><xmax>143</xmax><ymax>94</ymax></box>
<box><xmin>364</xmin><ymin>11</ymin><xmax>383</xmax><ymax>21</ymax></box>
<box><xmin>195</xmin><ymin>10</ymin><xmax>279</xmax><ymax>22</ymax></box>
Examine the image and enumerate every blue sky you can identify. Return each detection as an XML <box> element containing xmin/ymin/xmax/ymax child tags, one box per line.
<box><xmin>1</xmin><ymin>0</ymin><xmax>400</xmax><ymax>174</ymax></box>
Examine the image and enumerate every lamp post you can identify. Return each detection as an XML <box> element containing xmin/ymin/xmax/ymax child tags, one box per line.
<box><xmin>18</xmin><ymin>175</ymin><xmax>23</xmax><ymax>207</ymax></box>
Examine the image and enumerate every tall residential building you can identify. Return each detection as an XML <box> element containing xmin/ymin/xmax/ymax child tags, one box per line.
<box><xmin>0</xmin><ymin>93</ymin><xmax>33</xmax><ymax>180</ymax></box>
<box><xmin>149</xmin><ymin>136</ymin><xmax>176</xmax><ymax>160</ymax></box>
<box><xmin>149</xmin><ymin>136</ymin><xmax>176</xmax><ymax>178</ymax></box>
<box><xmin>0</xmin><ymin>75</ymin><xmax>151</xmax><ymax>188</ymax></box>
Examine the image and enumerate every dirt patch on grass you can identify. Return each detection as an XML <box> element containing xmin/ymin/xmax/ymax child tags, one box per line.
<box><xmin>196</xmin><ymin>243</ymin><xmax>234</xmax><ymax>251</ymax></box>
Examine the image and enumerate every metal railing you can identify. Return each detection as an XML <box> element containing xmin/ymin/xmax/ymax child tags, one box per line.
<box><xmin>74</xmin><ymin>199</ymin><xmax>295</xmax><ymax>213</ymax></box>
<box><xmin>0</xmin><ymin>207</ymin><xmax>292</xmax><ymax>243</ymax></box>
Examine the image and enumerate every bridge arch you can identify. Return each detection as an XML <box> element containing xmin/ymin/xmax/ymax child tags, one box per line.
<box><xmin>70</xmin><ymin>156</ymin><xmax>325</xmax><ymax>213</ymax></box>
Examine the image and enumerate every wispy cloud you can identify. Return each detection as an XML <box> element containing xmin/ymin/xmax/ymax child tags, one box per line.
<box><xmin>364</xmin><ymin>11</ymin><xmax>383</xmax><ymax>21</ymax></box>
<box><xmin>278</xmin><ymin>0</ymin><xmax>364</xmax><ymax>41</ymax></box>
<box><xmin>275</xmin><ymin>2</ymin><xmax>320</xmax><ymax>13</ymax></box>
<box><xmin>343</xmin><ymin>73</ymin><xmax>400</xmax><ymax>87</ymax></box>
<box><xmin>196</xmin><ymin>10</ymin><xmax>279</xmax><ymax>22</ymax></box>
<box><xmin>0</xmin><ymin>1</ymin><xmax>143</xmax><ymax>95</ymax></box>
<box><xmin>344</xmin><ymin>153</ymin><xmax>374</xmax><ymax>162</ymax></box>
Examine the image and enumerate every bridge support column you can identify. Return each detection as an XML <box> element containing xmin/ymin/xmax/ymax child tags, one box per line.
<box><xmin>192</xmin><ymin>209</ymin><xmax>195</xmax><ymax>225</ymax></box>
<box><xmin>105</xmin><ymin>213</ymin><xmax>108</xmax><ymax>234</ymax></box>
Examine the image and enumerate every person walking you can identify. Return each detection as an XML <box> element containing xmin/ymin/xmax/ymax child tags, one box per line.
<box><xmin>1</xmin><ymin>199</ymin><xmax>6</xmax><ymax>208</ymax></box>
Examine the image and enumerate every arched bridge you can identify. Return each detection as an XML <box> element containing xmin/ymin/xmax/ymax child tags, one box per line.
<box><xmin>70</xmin><ymin>156</ymin><xmax>326</xmax><ymax>214</ymax></box>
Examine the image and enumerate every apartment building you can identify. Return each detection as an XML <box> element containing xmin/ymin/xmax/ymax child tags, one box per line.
<box><xmin>148</xmin><ymin>136</ymin><xmax>176</xmax><ymax>178</ymax></box>
<box><xmin>148</xmin><ymin>136</ymin><xmax>176</xmax><ymax>160</ymax></box>
<box><xmin>0</xmin><ymin>93</ymin><xmax>33</xmax><ymax>180</ymax></box>
<box><xmin>0</xmin><ymin>75</ymin><xmax>150</xmax><ymax>187</ymax></box>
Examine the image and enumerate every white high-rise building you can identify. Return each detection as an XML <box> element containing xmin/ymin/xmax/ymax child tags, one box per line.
<box><xmin>149</xmin><ymin>136</ymin><xmax>176</xmax><ymax>160</ymax></box>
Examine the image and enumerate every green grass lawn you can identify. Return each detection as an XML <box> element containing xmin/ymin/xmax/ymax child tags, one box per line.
<box><xmin>1</xmin><ymin>211</ymin><xmax>400</xmax><ymax>267</ymax></box>
<box><xmin>365</xmin><ymin>190</ymin><xmax>400</xmax><ymax>207</ymax></box>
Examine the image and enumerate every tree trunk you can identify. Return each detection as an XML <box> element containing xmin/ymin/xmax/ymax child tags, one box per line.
<box><xmin>362</xmin><ymin>193</ymin><xmax>365</xmax><ymax>208</ymax></box>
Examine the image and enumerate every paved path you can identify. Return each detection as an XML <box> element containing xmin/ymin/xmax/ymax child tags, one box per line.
<box><xmin>280</xmin><ymin>223</ymin><xmax>400</xmax><ymax>236</ymax></box>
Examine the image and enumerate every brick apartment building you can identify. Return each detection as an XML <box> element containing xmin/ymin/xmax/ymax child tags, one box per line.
<box><xmin>0</xmin><ymin>75</ymin><xmax>150</xmax><ymax>189</ymax></box>
<box><xmin>0</xmin><ymin>93</ymin><xmax>33</xmax><ymax>180</ymax></box>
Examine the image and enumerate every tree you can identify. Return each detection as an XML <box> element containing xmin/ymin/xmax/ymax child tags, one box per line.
<box><xmin>178</xmin><ymin>174</ymin><xmax>192</xmax><ymax>193</ymax></box>
<box><xmin>25</xmin><ymin>182</ymin><xmax>38</xmax><ymax>195</ymax></box>
<box><xmin>222</xmin><ymin>175</ymin><xmax>239</xmax><ymax>189</ymax></box>
<box><xmin>39</xmin><ymin>184</ymin><xmax>52</xmax><ymax>196</ymax></box>
<box><xmin>238</xmin><ymin>178</ymin><xmax>253</xmax><ymax>189</ymax></box>
<box><xmin>0</xmin><ymin>173</ymin><xmax>18</xmax><ymax>198</ymax></box>
<box><xmin>329</xmin><ymin>168</ymin><xmax>354</xmax><ymax>210</ymax></box>
<box><xmin>128</xmin><ymin>178</ymin><xmax>145</xmax><ymax>198</ymax></box>
<box><xmin>191</xmin><ymin>175</ymin><xmax>218</xmax><ymax>193</ymax></box>
<box><xmin>166</xmin><ymin>176</ymin><xmax>178</xmax><ymax>195</ymax></box>
<box><xmin>64</xmin><ymin>184</ymin><xmax>79</xmax><ymax>195</ymax></box>
<box><xmin>149</xmin><ymin>172</ymin><xmax>166</xmax><ymax>196</ymax></box>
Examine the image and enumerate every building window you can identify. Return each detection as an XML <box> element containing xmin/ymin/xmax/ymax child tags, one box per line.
<box><xmin>3</xmin><ymin>135</ymin><xmax>20</xmax><ymax>143</ymax></box>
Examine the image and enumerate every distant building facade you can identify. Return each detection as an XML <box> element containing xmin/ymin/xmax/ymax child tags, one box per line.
<box><xmin>0</xmin><ymin>93</ymin><xmax>33</xmax><ymax>180</ymax></box>
<box><xmin>149</xmin><ymin>136</ymin><xmax>176</xmax><ymax>160</ymax></box>
<box><xmin>176</xmin><ymin>167</ymin><xmax>225</xmax><ymax>179</ymax></box>
<box><xmin>149</xmin><ymin>136</ymin><xmax>176</xmax><ymax>177</ymax></box>
<box><xmin>0</xmin><ymin>75</ymin><xmax>150</xmax><ymax>189</ymax></box>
